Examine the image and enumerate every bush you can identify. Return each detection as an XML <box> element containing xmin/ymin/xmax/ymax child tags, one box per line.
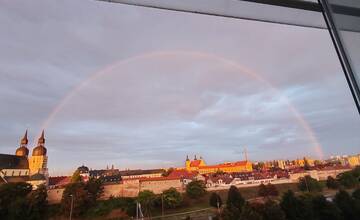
<box><xmin>326</xmin><ymin>176</ymin><xmax>339</xmax><ymax>189</ymax></box>
<box><xmin>262</xmin><ymin>200</ymin><xmax>286</xmax><ymax>220</ymax></box>
<box><xmin>334</xmin><ymin>190</ymin><xmax>357</xmax><ymax>220</ymax></box>
<box><xmin>258</xmin><ymin>183</ymin><xmax>278</xmax><ymax>197</ymax></box>
<box><xmin>162</xmin><ymin>187</ymin><xmax>183</xmax><ymax>208</ymax></box>
<box><xmin>298</xmin><ymin>175</ymin><xmax>323</xmax><ymax>192</ymax></box>
<box><xmin>186</xmin><ymin>180</ymin><xmax>206</xmax><ymax>199</ymax></box>
<box><xmin>337</xmin><ymin>171</ymin><xmax>359</xmax><ymax>189</ymax></box>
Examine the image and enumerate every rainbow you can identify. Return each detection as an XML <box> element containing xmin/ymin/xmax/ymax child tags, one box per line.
<box><xmin>39</xmin><ymin>50</ymin><xmax>324</xmax><ymax>159</ymax></box>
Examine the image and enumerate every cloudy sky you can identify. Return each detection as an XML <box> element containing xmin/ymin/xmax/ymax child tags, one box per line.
<box><xmin>1</xmin><ymin>0</ymin><xmax>360</xmax><ymax>175</ymax></box>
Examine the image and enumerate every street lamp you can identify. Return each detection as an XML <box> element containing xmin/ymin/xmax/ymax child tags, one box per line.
<box><xmin>69</xmin><ymin>194</ymin><xmax>74</xmax><ymax>220</ymax></box>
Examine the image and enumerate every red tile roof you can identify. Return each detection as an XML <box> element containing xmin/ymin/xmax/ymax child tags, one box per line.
<box><xmin>190</xmin><ymin>160</ymin><xmax>202</xmax><ymax>167</ymax></box>
<box><xmin>168</xmin><ymin>169</ymin><xmax>198</xmax><ymax>179</ymax></box>
<box><xmin>199</xmin><ymin>161</ymin><xmax>250</xmax><ymax>169</ymax></box>
<box><xmin>139</xmin><ymin>176</ymin><xmax>181</xmax><ymax>182</ymax></box>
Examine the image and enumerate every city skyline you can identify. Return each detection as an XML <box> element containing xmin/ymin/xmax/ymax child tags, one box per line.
<box><xmin>1</xmin><ymin>0</ymin><xmax>360</xmax><ymax>175</ymax></box>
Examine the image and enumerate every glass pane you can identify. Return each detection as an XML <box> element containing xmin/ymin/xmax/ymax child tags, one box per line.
<box><xmin>326</xmin><ymin>0</ymin><xmax>360</xmax><ymax>90</ymax></box>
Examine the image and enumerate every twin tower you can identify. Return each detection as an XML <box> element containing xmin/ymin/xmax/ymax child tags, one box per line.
<box><xmin>15</xmin><ymin>130</ymin><xmax>48</xmax><ymax>175</ymax></box>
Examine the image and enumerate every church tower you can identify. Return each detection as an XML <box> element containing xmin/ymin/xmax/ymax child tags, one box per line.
<box><xmin>29</xmin><ymin>130</ymin><xmax>48</xmax><ymax>175</ymax></box>
<box><xmin>15</xmin><ymin>130</ymin><xmax>29</xmax><ymax>157</ymax></box>
<box><xmin>185</xmin><ymin>155</ymin><xmax>191</xmax><ymax>170</ymax></box>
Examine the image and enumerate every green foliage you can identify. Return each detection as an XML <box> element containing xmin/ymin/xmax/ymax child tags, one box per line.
<box><xmin>0</xmin><ymin>182</ymin><xmax>48</xmax><ymax>220</ymax></box>
<box><xmin>298</xmin><ymin>175</ymin><xmax>323</xmax><ymax>192</ymax></box>
<box><xmin>222</xmin><ymin>186</ymin><xmax>245</xmax><ymax>219</ymax></box>
<box><xmin>26</xmin><ymin>184</ymin><xmax>48</xmax><ymax>220</ymax></box>
<box><xmin>240</xmin><ymin>203</ymin><xmax>263</xmax><ymax>220</ymax></box>
<box><xmin>71</xmin><ymin>169</ymin><xmax>82</xmax><ymax>183</ymax></box>
<box><xmin>137</xmin><ymin>190</ymin><xmax>156</xmax><ymax>216</ymax></box>
<box><xmin>258</xmin><ymin>183</ymin><xmax>278</xmax><ymax>197</ymax></box>
<box><xmin>312</xmin><ymin>195</ymin><xmax>341</xmax><ymax>220</ymax></box>
<box><xmin>61</xmin><ymin>177</ymin><xmax>104</xmax><ymax>217</ymax></box>
<box><xmin>337</xmin><ymin>171</ymin><xmax>359</xmax><ymax>189</ymax></box>
<box><xmin>352</xmin><ymin>188</ymin><xmax>360</xmax><ymax>200</ymax></box>
<box><xmin>85</xmin><ymin>177</ymin><xmax>104</xmax><ymax>205</ymax></box>
<box><xmin>209</xmin><ymin>192</ymin><xmax>222</xmax><ymax>208</ymax></box>
<box><xmin>334</xmin><ymin>190</ymin><xmax>357</xmax><ymax>220</ymax></box>
<box><xmin>227</xmin><ymin>185</ymin><xmax>245</xmax><ymax>208</ymax></box>
<box><xmin>262</xmin><ymin>200</ymin><xmax>286</xmax><ymax>220</ymax></box>
<box><xmin>0</xmin><ymin>182</ymin><xmax>33</xmax><ymax>219</ymax></box>
<box><xmin>61</xmin><ymin>182</ymin><xmax>89</xmax><ymax>217</ymax></box>
<box><xmin>86</xmin><ymin>197</ymin><xmax>136</xmax><ymax>218</ymax></box>
<box><xmin>186</xmin><ymin>180</ymin><xmax>206</xmax><ymax>199</ymax></box>
<box><xmin>162</xmin><ymin>187</ymin><xmax>183</xmax><ymax>208</ymax></box>
<box><xmin>326</xmin><ymin>176</ymin><xmax>339</xmax><ymax>189</ymax></box>
<box><xmin>280</xmin><ymin>190</ymin><xmax>314</xmax><ymax>220</ymax></box>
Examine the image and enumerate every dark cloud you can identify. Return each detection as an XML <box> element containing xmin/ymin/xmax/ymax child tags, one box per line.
<box><xmin>0</xmin><ymin>0</ymin><xmax>359</xmax><ymax>175</ymax></box>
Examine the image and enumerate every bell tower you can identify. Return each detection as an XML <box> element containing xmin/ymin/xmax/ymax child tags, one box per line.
<box><xmin>29</xmin><ymin>130</ymin><xmax>48</xmax><ymax>176</ymax></box>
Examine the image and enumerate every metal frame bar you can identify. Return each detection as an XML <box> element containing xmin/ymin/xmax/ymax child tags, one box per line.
<box><xmin>319</xmin><ymin>0</ymin><xmax>360</xmax><ymax>114</ymax></box>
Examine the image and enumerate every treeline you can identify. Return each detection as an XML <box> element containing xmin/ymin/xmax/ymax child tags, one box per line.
<box><xmin>209</xmin><ymin>185</ymin><xmax>360</xmax><ymax>220</ymax></box>
<box><xmin>0</xmin><ymin>183</ymin><xmax>47</xmax><ymax>220</ymax></box>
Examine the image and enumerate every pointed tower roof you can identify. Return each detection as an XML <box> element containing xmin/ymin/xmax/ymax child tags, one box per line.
<box><xmin>38</xmin><ymin>130</ymin><xmax>45</xmax><ymax>145</ymax></box>
<box><xmin>186</xmin><ymin>155</ymin><xmax>190</xmax><ymax>161</ymax></box>
<box><xmin>16</xmin><ymin>130</ymin><xmax>29</xmax><ymax>157</ymax></box>
<box><xmin>20</xmin><ymin>130</ymin><xmax>28</xmax><ymax>145</ymax></box>
<box><xmin>33</xmin><ymin>130</ymin><xmax>47</xmax><ymax>156</ymax></box>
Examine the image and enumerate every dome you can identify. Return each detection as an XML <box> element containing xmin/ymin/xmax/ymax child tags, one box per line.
<box><xmin>32</xmin><ymin>130</ymin><xmax>47</xmax><ymax>156</ymax></box>
<box><xmin>15</xmin><ymin>146</ymin><xmax>29</xmax><ymax>157</ymax></box>
<box><xmin>32</xmin><ymin>145</ymin><xmax>47</xmax><ymax>156</ymax></box>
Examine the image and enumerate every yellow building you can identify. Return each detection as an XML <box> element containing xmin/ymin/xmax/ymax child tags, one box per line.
<box><xmin>1</xmin><ymin>130</ymin><xmax>48</xmax><ymax>188</ymax></box>
<box><xmin>346</xmin><ymin>155</ymin><xmax>360</xmax><ymax>167</ymax></box>
<box><xmin>184</xmin><ymin>155</ymin><xmax>252</xmax><ymax>174</ymax></box>
<box><xmin>28</xmin><ymin>130</ymin><xmax>48</xmax><ymax>175</ymax></box>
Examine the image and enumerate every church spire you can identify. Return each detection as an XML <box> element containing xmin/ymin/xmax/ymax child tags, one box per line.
<box><xmin>186</xmin><ymin>155</ymin><xmax>190</xmax><ymax>161</ymax></box>
<box><xmin>21</xmin><ymin>130</ymin><xmax>28</xmax><ymax>146</ymax></box>
<box><xmin>38</xmin><ymin>130</ymin><xmax>45</xmax><ymax>145</ymax></box>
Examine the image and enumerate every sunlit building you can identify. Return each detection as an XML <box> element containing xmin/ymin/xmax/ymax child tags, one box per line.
<box><xmin>0</xmin><ymin>130</ymin><xmax>49</xmax><ymax>188</ymax></box>
<box><xmin>184</xmin><ymin>155</ymin><xmax>252</xmax><ymax>174</ymax></box>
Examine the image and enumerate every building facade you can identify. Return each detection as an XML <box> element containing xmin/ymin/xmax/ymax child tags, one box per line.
<box><xmin>0</xmin><ymin>130</ymin><xmax>48</xmax><ymax>188</ymax></box>
<box><xmin>184</xmin><ymin>155</ymin><xmax>252</xmax><ymax>174</ymax></box>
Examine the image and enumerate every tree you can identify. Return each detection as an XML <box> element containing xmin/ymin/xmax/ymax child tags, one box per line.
<box><xmin>0</xmin><ymin>182</ymin><xmax>32</xmax><ymax>219</ymax></box>
<box><xmin>209</xmin><ymin>192</ymin><xmax>222</xmax><ymax>208</ymax></box>
<box><xmin>262</xmin><ymin>200</ymin><xmax>286</xmax><ymax>220</ymax></box>
<box><xmin>280</xmin><ymin>190</ymin><xmax>304</xmax><ymax>220</ymax></box>
<box><xmin>27</xmin><ymin>184</ymin><xmax>48</xmax><ymax>220</ymax></box>
<box><xmin>337</xmin><ymin>171</ymin><xmax>358</xmax><ymax>188</ymax></box>
<box><xmin>240</xmin><ymin>203</ymin><xmax>263</xmax><ymax>220</ymax></box>
<box><xmin>312</xmin><ymin>195</ymin><xmax>341</xmax><ymax>220</ymax></box>
<box><xmin>85</xmin><ymin>177</ymin><xmax>104</xmax><ymax>205</ymax></box>
<box><xmin>352</xmin><ymin>188</ymin><xmax>360</xmax><ymax>200</ymax></box>
<box><xmin>162</xmin><ymin>187</ymin><xmax>182</xmax><ymax>208</ymax></box>
<box><xmin>326</xmin><ymin>176</ymin><xmax>339</xmax><ymax>189</ymax></box>
<box><xmin>71</xmin><ymin>169</ymin><xmax>82</xmax><ymax>183</ymax></box>
<box><xmin>298</xmin><ymin>175</ymin><xmax>323</xmax><ymax>192</ymax></box>
<box><xmin>223</xmin><ymin>186</ymin><xmax>245</xmax><ymax>219</ymax></box>
<box><xmin>334</xmin><ymin>190</ymin><xmax>357</xmax><ymax>220</ymax></box>
<box><xmin>258</xmin><ymin>183</ymin><xmax>278</xmax><ymax>197</ymax></box>
<box><xmin>186</xmin><ymin>180</ymin><xmax>206</xmax><ymax>199</ymax></box>
<box><xmin>61</xmin><ymin>182</ymin><xmax>89</xmax><ymax>217</ymax></box>
<box><xmin>138</xmin><ymin>190</ymin><xmax>156</xmax><ymax>217</ymax></box>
